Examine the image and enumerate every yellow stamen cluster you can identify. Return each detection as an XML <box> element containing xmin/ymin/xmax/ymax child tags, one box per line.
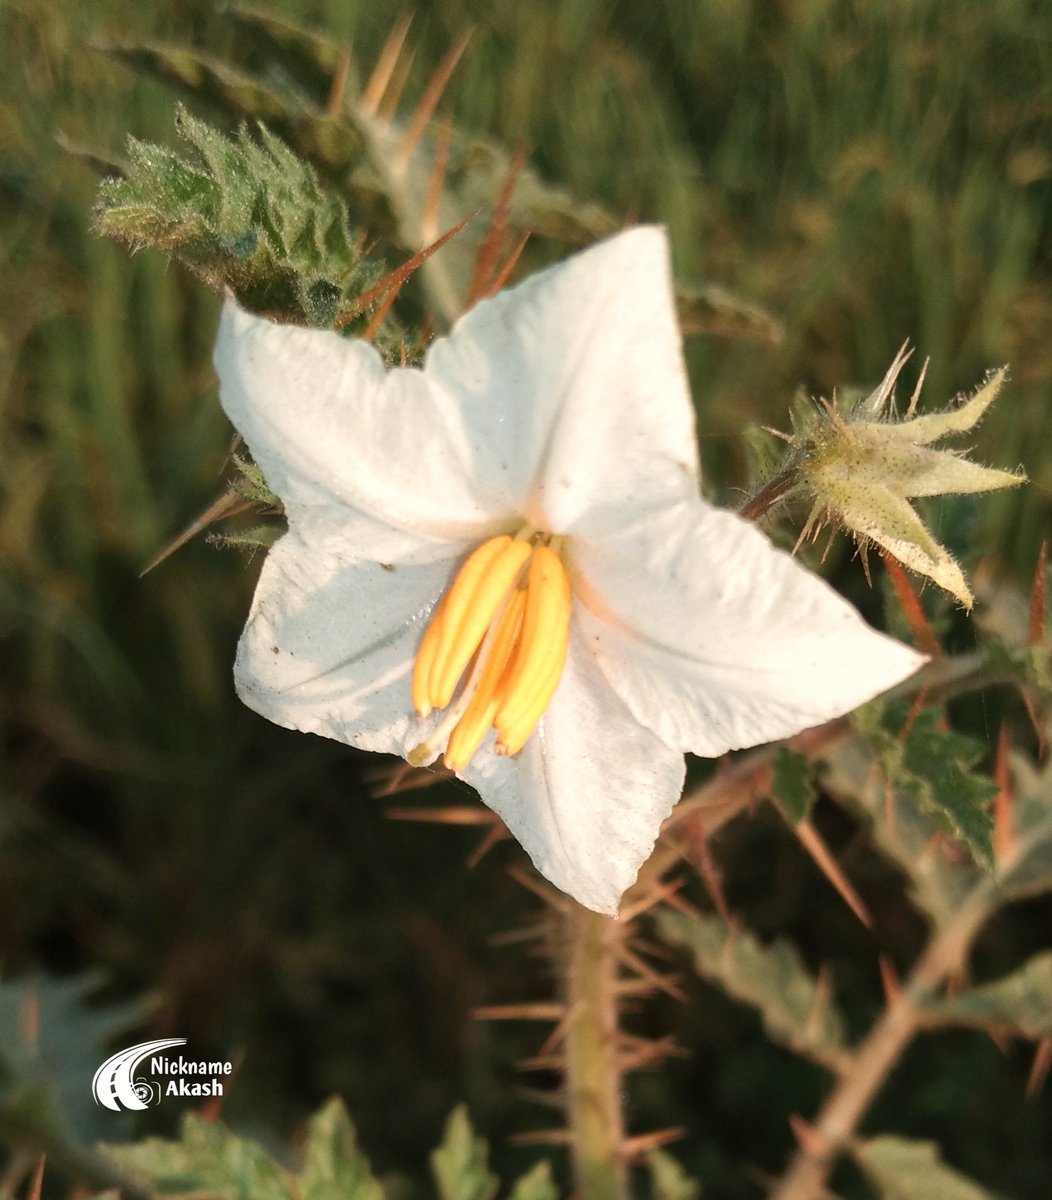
<box><xmin>410</xmin><ymin>533</ymin><xmax>572</xmax><ymax>772</ymax></box>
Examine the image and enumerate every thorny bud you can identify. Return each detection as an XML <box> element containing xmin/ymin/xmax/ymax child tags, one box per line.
<box><xmin>771</xmin><ymin>346</ymin><xmax>1026</xmax><ymax>609</ymax></box>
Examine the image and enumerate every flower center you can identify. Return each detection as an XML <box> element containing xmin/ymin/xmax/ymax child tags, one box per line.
<box><xmin>409</xmin><ymin>529</ymin><xmax>572</xmax><ymax>772</ymax></box>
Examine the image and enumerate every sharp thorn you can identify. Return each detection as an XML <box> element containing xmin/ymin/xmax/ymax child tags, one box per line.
<box><xmin>795</xmin><ymin>819</ymin><xmax>873</xmax><ymax>929</ymax></box>
<box><xmin>361</xmin><ymin>13</ymin><xmax>414</xmax><ymax>115</ymax></box>
<box><xmin>396</xmin><ymin>27</ymin><xmax>474</xmax><ymax>167</ymax></box>
<box><xmin>139</xmin><ymin>490</ymin><xmax>253</xmax><ymax>577</ymax></box>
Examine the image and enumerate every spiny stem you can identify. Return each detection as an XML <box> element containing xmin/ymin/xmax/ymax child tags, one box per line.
<box><xmin>738</xmin><ymin>466</ymin><xmax>797</xmax><ymax>523</ymax></box>
<box><xmin>768</xmin><ymin>876</ymin><xmax>999</xmax><ymax>1200</ymax></box>
<box><xmin>563</xmin><ymin>905</ymin><xmax>628</xmax><ymax>1200</ymax></box>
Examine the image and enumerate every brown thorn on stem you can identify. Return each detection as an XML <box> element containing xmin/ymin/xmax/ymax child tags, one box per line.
<box><xmin>325</xmin><ymin>49</ymin><xmax>352</xmax><ymax>116</ymax></box>
<box><xmin>618</xmin><ymin>874</ymin><xmax>686</xmax><ymax>924</ymax></box>
<box><xmin>684</xmin><ymin>818</ymin><xmax>731</xmax><ymax>921</ymax></box>
<box><xmin>535</xmin><ymin>1002</ymin><xmax>585</xmax><ymax>1059</ymax></box>
<box><xmin>385</xmin><ymin>805</ymin><xmax>495</xmax><ymax>825</ymax></box>
<box><xmin>139</xmin><ymin>490</ymin><xmax>253</xmax><ymax>578</ymax></box>
<box><xmin>421</xmin><ymin>117</ymin><xmax>454</xmax><ymax>246</ymax></box>
<box><xmin>509</xmin><ymin>1129</ymin><xmax>574</xmax><ymax>1147</ymax></box>
<box><xmin>514</xmin><ymin>1085</ymin><xmax>567</xmax><ymax>1112</ymax></box>
<box><xmin>361</xmin><ymin>14</ymin><xmax>414</xmax><ymax>116</ymax></box>
<box><xmin>362</xmin><ymin>283</ymin><xmax>401</xmax><ymax>342</ymax></box>
<box><xmin>795</xmin><ymin>819</ymin><xmax>874</xmax><ymax>929</ymax></box>
<box><xmin>368</xmin><ymin>760</ymin><xmax>448</xmax><ymax>796</ymax></box>
<box><xmin>465</xmin><ymin>139</ymin><xmax>528</xmax><ymax>309</ymax></box>
<box><xmin>878</xmin><ymin>956</ymin><xmax>901</xmax><ymax>1007</ymax></box>
<box><xmin>993</xmin><ymin>723</ymin><xmax>1017</xmax><ymax>866</ymax></box>
<box><xmin>472</xmin><ymin>1002</ymin><xmax>565</xmax><ymax>1021</ymax></box>
<box><xmin>27</xmin><ymin>1157</ymin><xmax>45</xmax><ymax>1200</ymax></box>
<box><xmin>1026</xmin><ymin>1037</ymin><xmax>1052</xmax><ymax>1098</ymax></box>
<box><xmin>880</xmin><ymin>549</ymin><xmax>941</xmax><ymax>658</ymax></box>
<box><xmin>507</xmin><ymin>864</ymin><xmax>569</xmax><ymax>912</ymax></box>
<box><xmin>378</xmin><ymin>44</ymin><xmax>417</xmax><ymax>121</ymax></box>
<box><xmin>483</xmin><ymin>232</ymin><xmax>530</xmax><ymax>298</ymax></box>
<box><xmin>613</xmin><ymin>943</ymin><xmax>685</xmax><ymax>1002</ymax></box>
<box><xmin>617</xmin><ymin>1034</ymin><xmax>682</xmax><ymax>1072</ymax></box>
<box><xmin>396</xmin><ymin>29</ymin><xmax>474</xmax><ymax>168</ymax></box>
<box><xmin>487</xmin><ymin>921</ymin><xmax>549</xmax><ymax>948</ymax></box>
<box><xmin>516</xmin><ymin>1051</ymin><xmax>565</xmax><ymax>1072</ymax></box>
<box><xmin>788</xmin><ymin>1115</ymin><xmax>833</xmax><ymax>1160</ymax></box>
<box><xmin>622</xmin><ymin>1128</ymin><xmax>685</xmax><ymax>1158</ymax></box>
<box><xmin>336</xmin><ymin>210</ymin><xmax>480</xmax><ymax>331</ymax></box>
<box><xmin>467</xmin><ymin>821</ymin><xmax>509</xmax><ymax>867</ymax></box>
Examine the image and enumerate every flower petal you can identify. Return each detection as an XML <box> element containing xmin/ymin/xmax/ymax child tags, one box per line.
<box><xmin>234</xmin><ymin>516</ymin><xmax>459</xmax><ymax>755</ymax></box>
<box><xmin>214</xmin><ymin>302</ymin><xmax>514</xmax><ymax>543</ymax></box>
<box><xmin>424</xmin><ymin>226</ymin><xmax>700</xmax><ymax>536</ymax></box>
<box><xmin>461</xmin><ymin>634</ymin><xmax>685</xmax><ymax>915</ymax></box>
<box><xmin>571</xmin><ymin>500</ymin><xmax>928</xmax><ymax>755</ymax></box>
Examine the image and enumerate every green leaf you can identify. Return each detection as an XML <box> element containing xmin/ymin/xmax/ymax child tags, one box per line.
<box><xmin>647</xmin><ymin>1148</ymin><xmax>701</xmax><ymax>1200</ymax></box>
<box><xmin>854</xmin><ymin>1136</ymin><xmax>997</xmax><ymax>1200</ymax></box>
<box><xmin>821</xmin><ymin>722</ymin><xmax>979</xmax><ymax>928</ymax></box>
<box><xmin>920</xmin><ymin>952</ymin><xmax>1052</xmax><ymax>1039</ymax></box>
<box><xmin>430</xmin><ymin>1108</ymin><xmax>498</xmax><ymax>1200</ymax></box>
<box><xmin>507</xmin><ymin>1160</ymin><xmax>558</xmax><ymax>1200</ymax></box>
<box><xmin>654</xmin><ymin>909</ymin><xmax>847</xmax><ymax>1071</ymax></box>
<box><xmin>299</xmin><ymin>1098</ymin><xmax>385</xmax><ymax>1200</ymax></box>
<box><xmin>95</xmin><ymin>107</ymin><xmax>379</xmax><ymax>327</ymax></box>
<box><xmin>771</xmin><ymin>746</ymin><xmax>816</xmax><ymax>824</ymax></box>
<box><xmin>998</xmin><ymin>748</ymin><xmax>1052</xmax><ymax>903</ymax></box>
<box><xmin>101</xmin><ymin>1113</ymin><xmax>292</xmax><ymax>1200</ymax></box>
<box><xmin>855</xmin><ymin>704</ymin><xmax>996</xmax><ymax>869</ymax></box>
<box><xmin>900</xmin><ymin>710</ymin><xmax>997</xmax><ymax>866</ymax></box>
<box><xmin>0</xmin><ymin>973</ymin><xmax>148</xmax><ymax>1144</ymax></box>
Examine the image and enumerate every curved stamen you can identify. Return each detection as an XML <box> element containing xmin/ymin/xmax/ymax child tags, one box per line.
<box><xmin>409</xmin><ymin>529</ymin><xmax>571</xmax><ymax>770</ymax></box>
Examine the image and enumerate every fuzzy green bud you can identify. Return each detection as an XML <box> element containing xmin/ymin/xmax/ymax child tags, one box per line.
<box><xmin>777</xmin><ymin>349</ymin><xmax>1025</xmax><ymax>608</ymax></box>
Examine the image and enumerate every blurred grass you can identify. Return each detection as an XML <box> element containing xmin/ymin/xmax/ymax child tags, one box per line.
<box><xmin>1</xmin><ymin>0</ymin><xmax>1051</xmax><ymax>1196</ymax></box>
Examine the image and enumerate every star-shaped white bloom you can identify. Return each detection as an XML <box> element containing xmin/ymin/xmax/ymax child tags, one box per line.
<box><xmin>214</xmin><ymin>227</ymin><xmax>925</xmax><ymax>915</ymax></box>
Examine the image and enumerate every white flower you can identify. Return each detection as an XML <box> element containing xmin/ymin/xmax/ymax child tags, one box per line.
<box><xmin>214</xmin><ymin>227</ymin><xmax>925</xmax><ymax>915</ymax></box>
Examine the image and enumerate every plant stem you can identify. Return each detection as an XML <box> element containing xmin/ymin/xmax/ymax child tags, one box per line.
<box><xmin>768</xmin><ymin>876</ymin><xmax>999</xmax><ymax>1200</ymax></box>
<box><xmin>738</xmin><ymin>467</ymin><xmax>798</xmax><ymax>523</ymax></box>
<box><xmin>563</xmin><ymin>904</ymin><xmax>627</xmax><ymax>1200</ymax></box>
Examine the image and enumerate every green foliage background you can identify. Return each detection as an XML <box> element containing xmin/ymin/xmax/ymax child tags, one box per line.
<box><xmin>1</xmin><ymin>0</ymin><xmax>1050</xmax><ymax>1196</ymax></box>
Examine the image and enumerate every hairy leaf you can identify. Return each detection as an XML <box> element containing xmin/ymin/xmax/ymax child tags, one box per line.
<box><xmin>95</xmin><ymin>107</ymin><xmax>379</xmax><ymax>327</ymax></box>
<box><xmin>771</xmin><ymin>746</ymin><xmax>816</xmax><ymax>824</ymax></box>
<box><xmin>431</xmin><ymin>1107</ymin><xmax>498</xmax><ymax>1200</ymax></box>
<box><xmin>654</xmin><ymin>909</ymin><xmax>847</xmax><ymax>1072</ymax></box>
<box><xmin>855</xmin><ymin>1136</ymin><xmax>997</xmax><ymax>1200</ymax></box>
<box><xmin>921</xmin><ymin>952</ymin><xmax>1052</xmax><ymax>1039</ymax></box>
<box><xmin>507</xmin><ymin>1161</ymin><xmax>558</xmax><ymax>1200</ymax></box>
<box><xmin>0</xmin><ymin>974</ymin><xmax>147</xmax><ymax>1145</ymax></box>
<box><xmin>647</xmin><ymin>1148</ymin><xmax>702</xmax><ymax>1200</ymax></box>
<box><xmin>101</xmin><ymin>1114</ymin><xmax>291</xmax><ymax>1200</ymax></box>
<box><xmin>856</xmin><ymin>704</ymin><xmax>996</xmax><ymax>868</ymax></box>
<box><xmin>100</xmin><ymin>1102</ymin><xmax>385</xmax><ymax>1200</ymax></box>
<box><xmin>300</xmin><ymin>1098</ymin><xmax>385</xmax><ymax>1200</ymax></box>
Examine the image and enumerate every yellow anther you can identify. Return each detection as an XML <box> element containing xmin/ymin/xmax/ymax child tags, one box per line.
<box><xmin>410</xmin><ymin>596</ymin><xmax>448</xmax><ymax>717</ymax></box>
<box><xmin>409</xmin><ymin>533</ymin><xmax>572</xmax><ymax>772</ymax></box>
<box><xmin>427</xmin><ymin>534</ymin><xmax>531</xmax><ymax>711</ymax></box>
<box><xmin>443</xmin><ymin>589</ymin><xmax>526</xmax><ymax>772</ymax></box>
<box><xmin>494</xmin><ymin>544</ymin><xmax>571</xmax><ymax>743</ymax></box>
